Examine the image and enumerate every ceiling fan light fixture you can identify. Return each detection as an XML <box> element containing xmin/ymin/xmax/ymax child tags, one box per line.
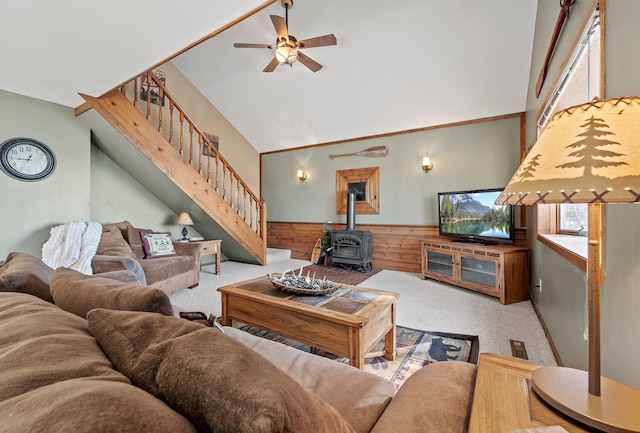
<box><xmin>233</xmin><ymin>2</ymin><xmax>335</xmax><ymax>73</ymax></box>
<box><xmin>275</xmin><ymin>45</ymin><xmax>298</xmax><ymax>65</ymax></box>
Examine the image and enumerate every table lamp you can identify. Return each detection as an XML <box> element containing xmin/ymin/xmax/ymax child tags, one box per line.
<box><xmin>176</xmin><ymin>212</ymin><xmax>194</xmax><ymax>241</ymax></box>
<box><xmin>495</xmin><ymin>97</ymin><xmax>640</xmax><ymax>432</ymax></box>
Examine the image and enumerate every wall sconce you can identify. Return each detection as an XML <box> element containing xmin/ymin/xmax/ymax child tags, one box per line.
<box><xmin>422</xmin><ymin>154</ymin><xmax>433</xmax><ymax>173</ymax></box>
<box><xmin>297</xmin><ymin>169</ymin><xmax>307</xmax><ymax>183</ymax></box>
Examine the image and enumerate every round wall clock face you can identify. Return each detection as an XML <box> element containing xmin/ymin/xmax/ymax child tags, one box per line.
<box><xmin>0</xmin><ymin>137</ymin><xmax>56</xmax><ymax>181</ymax></box>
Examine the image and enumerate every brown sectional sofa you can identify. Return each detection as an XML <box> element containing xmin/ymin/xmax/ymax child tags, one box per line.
<box><xmin>0</xmin><ymin>253</ymin><xmax>477</xmax><ymax>433</ymax></box>
<box><xmin>91</xmin><ymin>220</ymin><xmax>202</xmax><ymax>295</ymax></box>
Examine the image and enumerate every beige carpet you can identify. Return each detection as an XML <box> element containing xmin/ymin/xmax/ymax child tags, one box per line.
<box><xmin>170</xmin><ymin>249</ymin><xmax>557</xmax><ymax>367</ymax></box>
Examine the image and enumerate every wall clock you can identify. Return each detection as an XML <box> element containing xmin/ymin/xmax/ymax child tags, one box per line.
<box><xmin>0</xmin><ymin>137</ymin><xmax>56</xmax><ymax>181</ymax></box>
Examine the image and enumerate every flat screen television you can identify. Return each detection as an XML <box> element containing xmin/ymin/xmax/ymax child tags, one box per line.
<box><xmin>437</xmin><ymin>188</ymin><xmax>515</xmax><ymax>244</ymax></box>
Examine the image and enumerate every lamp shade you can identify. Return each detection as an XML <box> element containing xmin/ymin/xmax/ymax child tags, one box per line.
<box><xmin>496</xmin><ymin>97</ymin><xmax>640</xmax><ymax>205</ymax></box>
<box><xmin>176</xmin><ymin>212</ymin><xmax>194</xmax><ymax>225</ymax></box>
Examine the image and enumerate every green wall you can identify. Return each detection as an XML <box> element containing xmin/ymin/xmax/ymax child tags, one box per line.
<box><xmin>527</xmin><ymin>0</ymin><xmax>640</xmax><ymax>388</ymax></box>
<box><xmin>0</xmin><ymin>90</ymin><xmax>91</xmax><ymax>257</ymax></box>
<box><xmin>262</xmin><ymin>116</ymin><xmax>522</xmax><ymax>226</ymax></box>
<box><xmin>0</xmin><ymin>89</ymin><xmax>190</xmax><ymax>258</ymax></box>
<box><xmin>89</xmin><ymin>143</ymin><xmax>189</xmax><ymax>239</ymax></box>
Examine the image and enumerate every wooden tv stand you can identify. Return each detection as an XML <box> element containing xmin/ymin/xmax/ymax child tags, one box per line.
<box><xmin>421</xmin><ymin>238</ymin><xmax>530</xmax><ymax>305</ymax></box>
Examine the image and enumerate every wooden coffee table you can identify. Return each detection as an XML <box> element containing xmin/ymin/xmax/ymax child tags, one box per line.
<box><xmin>218</xmin><ymin>276</ymin><xmax>398</xmax><ymax>369</ymax></box>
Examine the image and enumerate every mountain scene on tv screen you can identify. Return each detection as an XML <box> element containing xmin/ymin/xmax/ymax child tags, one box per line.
<box><xmin>440</xmin><ymin>193</ymin><xmax>511</xmax><ymax>239</ymax></box>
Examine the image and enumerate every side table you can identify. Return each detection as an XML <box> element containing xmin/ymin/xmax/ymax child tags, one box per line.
<box><xmin>192</xmin><ymin>240</ymin><xmax>221</xmax><ymax>275</ymax></box>
<box><xmin>468</xmin><ymin>353</ymin><xmax>590</xmax><ymax>432</ymax></box>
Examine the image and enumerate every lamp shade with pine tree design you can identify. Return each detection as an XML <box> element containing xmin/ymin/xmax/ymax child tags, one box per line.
<box><xmin>496</xmin><ymin>97</ymin><xmax>640</xmax><ymax>205</ymax></box>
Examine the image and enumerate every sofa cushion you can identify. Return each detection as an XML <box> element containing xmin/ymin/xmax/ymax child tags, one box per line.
<box><xmin>96</xmin><ymin>223</ymin><xmax>137</xmax><ymax>260</ymax></box>
<box><xmin>0</xmin><ymin>252</ymin><xmax>54</xmax><ymax>302</ymax></box>
<box><xmin>370</xmin><ymin>361</ymin><xmax>476</xmax><ymax>433</ymax></box>
<box><xmin>141</xmin><ymin>232</ymin><xmax>176</xmax><ymax>258</ymax></box>
<box><xmin>0</xmin><ymin>379</ymin><xmax>197</xmax><ymax>433</ymax></box>
<box><xmin>0</xmin><ymin>292</ymin><xmax>196</xmax><ymax>433</ymax></box>
<box><xmin>98</xmin><ymin>269</ymin><xmax>146</xmax><ymax>285</ymax></box>
<box><xmin>50</xmin><ymin>268</ymin><xmax>174</xmax><ymax>318</ymax></box>
<box><xmin>87</xmin><ymin>309</ymin><xmax>355</xmax><ymax>433</ymax></box>
<box><xmin>139</xmin><ymin>255</ymin><xmax>195</xmax><ymax>286</ymax></box>
<box><xmin>224</xmin><ymin>325</ymin><xmax>395</xmax><ymax>433</ymax></box>
<box><xmin>0</xmin><ymin>292</ymin><xmax>127</xmax><ymax>400</ymax></box>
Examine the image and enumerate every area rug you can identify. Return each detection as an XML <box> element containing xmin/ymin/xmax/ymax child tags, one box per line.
<box><xmin>233</xmin><ymin>323</ymin><xmax>479</xmax><ymax>390</ymax></box>
<box><xmin>296</xmin><ymin>264</ymin><xmax>381</xmax><ymax>286</ymax></box>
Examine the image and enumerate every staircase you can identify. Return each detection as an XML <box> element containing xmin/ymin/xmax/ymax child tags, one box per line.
<box><xmin>80</xmin><ymin>71</ymin><xmax>266</xmax><ymax>265</ymax></box>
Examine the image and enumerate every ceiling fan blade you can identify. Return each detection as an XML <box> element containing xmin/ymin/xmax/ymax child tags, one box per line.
<box><xmin>297</xmin><ymin>51</ymin><xmax>322</xmax><ymax>73</ymax></box>
<box><xmin>270</xmin><ymin>15</ymin><xmax>288</xmax><ymax>40</ymax></box>
<box><xmin>296</xmin><ymin>34</ymin><xmax>337</xmax><ymax>49</ymax></box>
<box><xmin>263</xmin><ymin>56</ymin><xmax>280</xmax><ymax>73</ymax></box>
<box><xmin>234</xmin><ymin>43</ymin><xmax>272</xmax><ymax>49</ymax></box>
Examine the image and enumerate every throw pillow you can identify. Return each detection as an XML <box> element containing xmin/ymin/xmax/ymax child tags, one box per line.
<box><xmin>126</xmin><ymin>226</ymin><xmax>152</xmax><ymax>260</ymax></box>
<box><xmin>50</xmin><ymin>268</ymin><xmax>174</xmax><ymax>318</ymax></box>
<box><xmin>96</xmin><ymin>223</ymin><xmax>137</xmax><ymax>260</ymax></box>
<box><xmin>0</xmin><ymin>252</ymin><xmax>54</xmax><ymax>302</ymax></box>
<box><xmin>141</xmin><ymin>232</ymin><xmax>175</xmax><ymax>258</ymax></box>
<box><xmin>87</xmin><ymin>309</ymin><xmax>355</xmax><ymax>433</ymax></box>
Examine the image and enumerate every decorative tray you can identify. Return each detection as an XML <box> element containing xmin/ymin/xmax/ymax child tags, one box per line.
<box><xmin>268</xmin><ymin>270</ymin><xmax>339</xmax><ymax>296</ymax></box>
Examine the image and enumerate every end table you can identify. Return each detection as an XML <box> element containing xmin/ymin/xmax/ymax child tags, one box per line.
<box><xmin>192</xmin><ymin>240</ymin><xmax>221</xmax><ymax>274</ymax></box>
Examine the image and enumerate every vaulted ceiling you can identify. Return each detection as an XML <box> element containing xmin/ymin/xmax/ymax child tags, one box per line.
<box><xmin>2</xmin><ymin>0</ymin><xmax>538</xmax><ymax>153</ymax></box>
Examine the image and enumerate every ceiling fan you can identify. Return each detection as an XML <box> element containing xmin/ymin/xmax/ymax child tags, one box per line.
<box><xmin>233</xmin><ymin>0</ymin><xmax>337</xmax><ymax>73</ymax></box>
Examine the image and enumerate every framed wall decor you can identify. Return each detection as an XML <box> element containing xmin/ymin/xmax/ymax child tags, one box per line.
<box><xmin>140</xmin><ymin>69</ymin><xmax>166</xmax><ymax>106</ymax></box>
<box><xmin>201</xmin><ymin>133</ymin><xmax>219</xmax><ymax>156</ymax></box>
<box><xmin>336</xmin><ymin>166</ymin><xmax>380</xmax><ymax>214</ymax></box>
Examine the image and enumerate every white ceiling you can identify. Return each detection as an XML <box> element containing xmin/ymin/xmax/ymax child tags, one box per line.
<box><xmin>2</xmin><ymin>0</ymin><xmax>538</xmax><ymax>154</ymax></box>
<box><xmin>0</xmin><ymin>0</ymin><xmax>268</xmax><ymax>108</ymax></box>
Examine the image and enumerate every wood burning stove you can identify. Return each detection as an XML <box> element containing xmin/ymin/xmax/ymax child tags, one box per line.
<box><xmin>329</xmin><ymin>230</ymin><xmax>372</xmax><ymax>272</ymax></box>
<box><xmin>329</xmin><ymin>192</ymin><xmax>373</xmax><ymax>272</ymax></box>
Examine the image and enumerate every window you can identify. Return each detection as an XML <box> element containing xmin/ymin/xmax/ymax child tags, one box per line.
<box><xmin>535</xmin><ymin>2</ymin><xmax>602</xmax><ymax>263</ymax></box>
<box><xmin>558</xmin><ymin>203</ymin><xmax>587</xmax><ymax>234</ymax></box>
<box><xmin>537</xmin><ymin>12</ymin><xmax>601</xmax><ymax>134</ymax></box>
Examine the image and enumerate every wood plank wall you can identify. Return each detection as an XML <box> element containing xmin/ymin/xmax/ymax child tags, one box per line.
<box><xmin>267</xmin><ymin>222</ymin><xmax>527</xmax><ymax>273</ymax></box>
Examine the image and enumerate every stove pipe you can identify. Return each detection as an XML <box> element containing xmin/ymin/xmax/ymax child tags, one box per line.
<box><xmin>346</xmin><ymin>192</ymin><xmax>356</xmax><ymax>230</ymax></box>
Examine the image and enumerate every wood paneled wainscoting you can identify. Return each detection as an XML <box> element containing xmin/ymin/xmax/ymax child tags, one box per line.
<box><xmin>267</xmin><ymin>222</ymin><xmax>527</xmax><ymax>273</ymax></box>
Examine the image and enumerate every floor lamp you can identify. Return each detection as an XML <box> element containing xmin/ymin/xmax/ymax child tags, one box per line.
<box><xmin>496</xmin><ymin>97</ymin><xmax>640</xmax><ymax>432</ymax></box>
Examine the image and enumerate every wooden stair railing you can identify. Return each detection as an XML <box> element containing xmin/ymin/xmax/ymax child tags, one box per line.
<box><xmin>80</xmin><ymin>72</ymin><xmax>266</xmax><ymax>265</ymax></box>
<box><xmin>132</xmin><ymin>71</ymin><xmax>264</xmax><ymax>233</ymax></box>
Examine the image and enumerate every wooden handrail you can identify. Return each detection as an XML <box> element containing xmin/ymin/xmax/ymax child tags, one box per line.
<box><xmin>142</xmin><ymin>71</ymin><xmax>260</xmax><ymax>206</ymax></box>
<box><xmin>118</xmin><ymin>70</ymin><xmax>264</xmax><ymax>238</ymax></box>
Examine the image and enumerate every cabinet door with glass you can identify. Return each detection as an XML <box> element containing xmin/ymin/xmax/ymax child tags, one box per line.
<box><xmin>458</xmin><ymin>253</ymin><xmax>500</xmax><ymax>297</ymax></box>
<box><xmin>422</xmin><ymin>246</ymin><xmax>457</xmax><ymax>285</ymax></box>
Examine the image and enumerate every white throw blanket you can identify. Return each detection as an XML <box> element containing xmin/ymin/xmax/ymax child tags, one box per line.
<box><xmin>42</xmin><ymin>221</ymin><xmax>102</xmax><ymax>274</ymax></box>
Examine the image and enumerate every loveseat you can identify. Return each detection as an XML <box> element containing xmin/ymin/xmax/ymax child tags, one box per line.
<box><xmin>91</xmin><ymin>220</ymin><xmax>202</xmax><ymax>295</ymax></box>
<box><xmin>0</xmin><ymin>253</ymin><xmax>477</xmax><ymax>433</ymax></box>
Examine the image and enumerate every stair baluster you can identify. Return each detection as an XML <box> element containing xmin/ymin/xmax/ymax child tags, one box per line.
<box><xmin>87</xmin><ymin>69</ymin><xmax>267</xmax><ymax>263</ymax></box>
